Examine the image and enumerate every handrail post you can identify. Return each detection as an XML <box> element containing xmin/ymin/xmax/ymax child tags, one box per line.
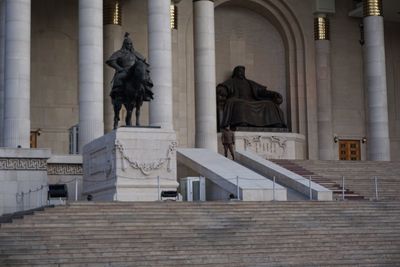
<box><xmin>157</xmin><ymin>176</ymin><xmax>160</xmax><ymax>201</ymax></box>
<box><xmin>309</xmin><ymin>175</ymin><xmax>312</xmax><ymax>200</ymax></box>
<box><xmin>40</xmin><ymin>186</ymin><xmax>43</xmax><ymax>206</ymax></box>
<box><xmin>374</xmin><ymin>176</ymin><xmax>379</xmax><ymax>201</ymax></box>
<box><xmin>342</xmin><ymin>176</ymin><xmax>345</xmax><ymax>201</ymax></box>
<box><xmin>236</xmin><ymin>176</ymin><xmax>240</xmax><ymax>200</ymax></box>
<box><xmin>273</xmin><ymin>176</ymin><xmax>276</xmax><ymax>201</ymax></box>
<box><xmin>28</xmin><ymin>190</ymin><xmax>31</xmax><ymax>209</ymax></box>
<box><xmin>75</xmin><ymin>177</ymin><xmax>79</xmax><ymax>201</ymax></box>
<box><xmin>21</xmin><ymin>192</ymin><xmax>24</xmax><ymax>211</ymax></box>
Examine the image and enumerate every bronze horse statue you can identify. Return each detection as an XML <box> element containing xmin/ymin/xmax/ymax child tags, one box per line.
<box><xmin>112</xmin><ymin>60</ymin><xmax>154</xmax><ymax>129</ymax></box>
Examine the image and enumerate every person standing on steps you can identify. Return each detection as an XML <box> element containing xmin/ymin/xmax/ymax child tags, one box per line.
<box><xmin>221</xmin><ymin>126</ymin><xmax>235</xmax><ymax>160</ymax></box>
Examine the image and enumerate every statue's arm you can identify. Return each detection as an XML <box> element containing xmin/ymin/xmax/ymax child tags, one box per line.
<box><xmin>251</xmin><ymin>80</ymin><xmax>283</xmax><ymax>105</ymax></box>
<box><xmin>106</xmin><ymin>58</ymin><xmax>125</xmax><ymax>73</ymax></box>
<box><xmin>216</xmin><ymin>84</ymin><xmax>229</xmax><ymax>107</ymax></box>
<box><xmin>106</xmin><ymin>51</ymin><xmax>125</xmax><ymax>72</ymax></box>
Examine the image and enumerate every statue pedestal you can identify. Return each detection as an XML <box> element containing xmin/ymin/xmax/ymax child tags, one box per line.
<box><xmin>218</xmin><ymin>131</ymin><xmax>306</xmax><ymax>160</ymax></box>
<box><xmin>82</xmin><ymin>127</ymin><xmax>178</xmax><ymax>201</ymax></box>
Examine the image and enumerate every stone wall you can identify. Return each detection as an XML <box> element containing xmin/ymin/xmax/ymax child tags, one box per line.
<box><xmin>31</xmin><ymin>0</ymin><xmax>79</xmax><ymax>154</ymax></box>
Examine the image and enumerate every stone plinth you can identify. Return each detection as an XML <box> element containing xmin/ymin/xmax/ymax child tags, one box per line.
<box><xmin>0</xmin><ymin>148</ymin><xmax>51</xmax><ymax>215</ymax></box>
<box><xmin>82</xmin><ymin>127</ymin><xmax>178</xmax><ymax>201</ymax></box>
<box><xmin>218</xmin><ymin>132</ymin><xmax>306</xmax><ymax>160</ymax></box>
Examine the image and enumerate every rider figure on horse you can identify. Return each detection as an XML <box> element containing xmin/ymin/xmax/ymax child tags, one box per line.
<box><xmin>106</xmin><ymin>33</ymin><xmax>152</xmax><ymax>129</ymax></box>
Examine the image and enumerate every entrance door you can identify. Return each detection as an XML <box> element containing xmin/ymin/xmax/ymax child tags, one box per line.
<box><xmin>339</xmin><ymin>140</ymin><xmax>361</xmax><ymax>161</ymax></box>
<box><xmin>30</xmin><ymin>131</ymin><xmax>38</xmax><ymax>148</ymax></box>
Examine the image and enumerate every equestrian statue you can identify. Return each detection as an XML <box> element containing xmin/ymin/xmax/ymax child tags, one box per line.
<box><xmin>106</xmin><ymin>33</ymin><xmax>154</xmax><ymax>129</ymax></box>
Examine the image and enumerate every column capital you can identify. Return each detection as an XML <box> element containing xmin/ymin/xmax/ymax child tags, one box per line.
<box><xmin>314</xmin><ymin>16</ymin><xmax>329</xmax><ymax>40</ymax></box>
<box><xmin>363</xmin><ymin>0</ymin><xmax>383</xmax><ymax>17</ymax></box>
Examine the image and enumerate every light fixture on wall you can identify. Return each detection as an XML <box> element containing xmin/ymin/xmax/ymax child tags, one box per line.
<box><xmin>333</xmin><ymin>136</ymin><xmax>339</xmax><ymax>143</ymax></box>
<box><xmin>170</xmin><ymin>4</ymin><xmax>178</xmax><ymax>30</ymax></box>
<box><xmin>104</xmin><ymin>0</ymin><xmax>122</xmax><ymax>26</ymax></box>
<box><xmin>362</xmin><ymin>136</ymin><xmax>367</xmax><ymax>143</ymax></box>
<box><xmin>314</xmin><ymin>15</ymin><xmax>330</xmax><ymax>41</ymax></box>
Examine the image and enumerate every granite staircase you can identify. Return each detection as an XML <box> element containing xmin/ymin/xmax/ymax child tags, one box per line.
<box><xmin>283</xmin><ymin>160</ymin><xmax>400</xmax><ymax>201</ymax></box>
<box><xmin>271</xmin><ymin>160</ymin><xmax>365</xmax><ymax>200</ymax></box>
<box><xmin>1</xmin><ymin>201</ymin><xmax>400</xmax><ymax>266</ymax></box>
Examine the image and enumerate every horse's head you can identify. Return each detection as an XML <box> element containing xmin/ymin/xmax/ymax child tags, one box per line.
<box><xmin>127</xmin><ymin>60</ymin><xmax>152</xmax><ymax>87</ymax></box>
<box><xmin>124</xmin><ymin>60</ymin><xmax>154</xmax><ymax>101</ymax></box>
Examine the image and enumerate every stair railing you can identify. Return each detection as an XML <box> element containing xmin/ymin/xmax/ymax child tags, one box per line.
<box><xmin>16</xmin><ymin>184</ymin><xmax>48</xmax><ymax>212</ymax></box>
<box><xmin>236</xmin><ymin>176</ymin><xmax>240</xmax><ymax>201</ymax></box>
<box><xmin>57</xmin><ymin>177</ymin><xmax>80</xmax><ymax>201</ymax></box>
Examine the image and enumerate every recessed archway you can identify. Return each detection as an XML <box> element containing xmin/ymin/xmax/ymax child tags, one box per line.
<box><xmin>215</xmin><ymin>0</ymin><xmax>308</xmax><ymax>135</ymax></box>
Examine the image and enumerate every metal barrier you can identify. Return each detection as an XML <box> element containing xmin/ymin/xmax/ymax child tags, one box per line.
<box><xmin>16</xmin><ymin>185</ymin><xmax>48</xmax><ymax>212</ymax></box>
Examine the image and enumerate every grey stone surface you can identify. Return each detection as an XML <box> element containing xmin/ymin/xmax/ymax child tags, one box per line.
<box><xmin>148</xmin><ymin>0</ymin><xmax>173</xmax><ymax>130</ymax></box>
<box><xmin>3</xmin><ymin>0</ymin><xmax>31</xmax><ymax>148</ymax></box>
<box><xmin>235</xmin><ymin>149</ymin><xmax>332</xmax><ymax>201</ymax></box>
<box><xmin>78</xmin><ymin>0</ymin><xmax>104</xmax><ymax>151</ymax></box>
<box><xmin>82</xmin><ymin>127</ymin><xmax>178</xmax><ymax>201</ymax></box>
<box><xmin>364</xmin><ymin>16</ymin><xmax>390</xmax><ymax>161</ymax></box>
<box><xmin>220</xmin><ymin>131</ymin><xmax>306</xmax><ymax>160</ymax></box>
<box><xmin>2</xmin><ymin>201</ymin><xmax>400</xmax><ymax>266</ymax></box>
<box><xmin>177</xmin><ymin>148</ymin><xmax>287</xmax><ymax>201</ymax></box>
<box><xmin>0</xmin><ymin>148</ymin><xmax>50</xmax><ymax>215</ymax></box>
<box><xmin>194</xmin><ymin>0</ymin><xmax>218</xmax><ymax>152</ymax></box>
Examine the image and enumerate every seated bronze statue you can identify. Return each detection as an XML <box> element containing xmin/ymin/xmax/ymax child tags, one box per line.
<box><xmin>216</xmin><ymin>66</ymin><xmax>286</xmax><ymax>129</ymax></box>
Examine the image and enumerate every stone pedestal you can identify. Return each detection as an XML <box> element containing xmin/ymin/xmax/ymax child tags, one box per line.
<box><xmin>82</xmin><ymin>127</ymin><xmax>178</xmax><ymax>201</ymax></box>
<box><xmin>218</xmin><ymin>132</ymin><xmax>306</xmax><ymax>160</ymax></box>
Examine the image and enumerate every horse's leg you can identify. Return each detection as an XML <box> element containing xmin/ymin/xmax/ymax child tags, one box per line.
<box><xmin>124</xmin><ymin>103</ymin><xmax>133</xmax><ymax>126</ymax></box>
<box><xmin>113</xmin><ymin>98</ymin><xmax>122</xmax><ymax>130</ymax></box>
<box><xmin>135</xmin><ymin>101</ymin><xmax>141</xmax><ymax>126</ymax></box>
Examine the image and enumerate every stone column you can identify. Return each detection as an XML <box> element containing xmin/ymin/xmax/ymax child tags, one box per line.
<box><xmin>363</xmin><ymin>0</ymin><xmax>390</xmax><ymax>161</ymax></box>
<box><xmin>79</xmin><ymin>0</ymin><xmax>104</xmax><ymax>152</ymax></box>
<box><xmin>103</xmin><ymin>0</ymin><xmax>122</xmax><ymax>133</ymax></box>
<box><xmin>314</xmin><ymin>15</ymin><xmax>333</xmax><ymax>160</ymax></box>
<box><xmin>0</xmin><ymin>0</ymin><xmax>5</xmax><ymax>146</ymax></box>
<box><xmin>148</xmin><ymin>0</ymin><xmax>173</xmax><ymax>130</ymax></box>
<box><xmin>193</xmin><ymin>0</ymin><xmax>218</xmax><ymax>152</ymax></box>
<box><xmin>3</xmin><ymin>0</ymin><xmax>31</xmax><ymax>148</ymax></box>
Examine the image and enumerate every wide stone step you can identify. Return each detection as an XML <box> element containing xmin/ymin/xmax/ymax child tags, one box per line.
<box><xmin>2</xmin><ymin>201</ymin><xmax>400</xmax><ymax>266</ymax></box>
<box><xmin>3</xmin><ymin>245</ymin><xmax>400</xmax><ymax>262</ymax></box>
<box><xmin>2</xmin><ymin>250</ymin><xmax>400</xmax><ymax>267</ymax></box>
<box><xmin>285</xmin><ymin>160</ymin><xmax>400</xmax><ymax>200</ymax></box>
<box><xmin>2</xmin><ymin>231</ymin><xmax>400</xmax><ymax>247</ymax></box>
<box><xmin>3</xmin><ymin>217</ymin><xmax>400</xmax><ymax>229</ymax></box>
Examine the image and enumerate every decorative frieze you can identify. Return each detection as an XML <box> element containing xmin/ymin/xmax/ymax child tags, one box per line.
<box><xmin>115</xmin><ymin>139</ymin><xmax>177</xmax><ymax>176</ymax></box>
<box><xmin>0</xmin><ymin>158</ymin><xmax>47</xmax><ymax>171</ymax></box>
<box><xmin>243</xmin><ymin>136</ymin><xmax>288</xmax><ymax>159</ymax></box>
<box><xmin>47</xmin><ymin>164</ymin><xmax>83</xmax><ymax>175</ymax></box>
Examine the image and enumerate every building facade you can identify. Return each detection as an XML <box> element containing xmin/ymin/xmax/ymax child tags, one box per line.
<box><xmin>0</xmin><ymin>0</ymin><xmax>399</xmax><ymax>160</ymax></box>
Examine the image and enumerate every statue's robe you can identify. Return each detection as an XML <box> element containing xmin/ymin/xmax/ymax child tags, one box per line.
<box><xmin>218</xmin><ymin>77</ymin><xmax>286</xmax><ymax>128</ymax></box>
